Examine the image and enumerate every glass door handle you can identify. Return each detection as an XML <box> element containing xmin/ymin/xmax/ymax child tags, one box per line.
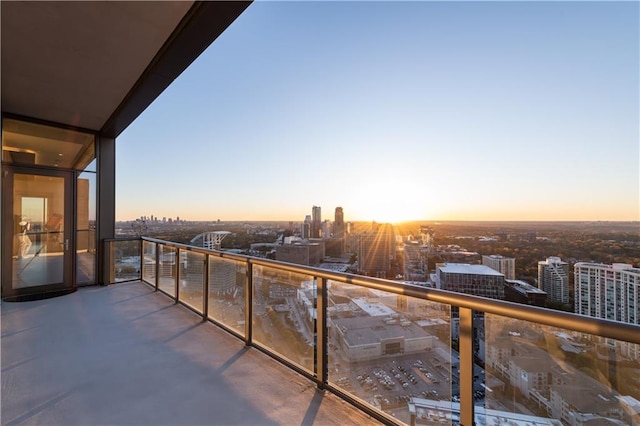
<box><xmin>65</xmin><ymin>239</ymin><xmax>69</xmax><ymax>251</ymax></box>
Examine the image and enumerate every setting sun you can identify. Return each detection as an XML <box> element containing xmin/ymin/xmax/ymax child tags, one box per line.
<box><xmin>348</xmin><ymin>178</ymin><xmax>435</xmax><ymax>223</ymax></box>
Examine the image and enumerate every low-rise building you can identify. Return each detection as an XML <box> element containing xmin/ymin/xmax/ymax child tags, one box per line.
<box><xmin>331</xmin><ymin>315</ymin><xmax>436</xmax><ymax>361</ymax></box>
<box><xmin>504</xmin><ymin>279</ymin><xmax>547</xmax><ymax>306</ymax></box>
<box><xmin>275</xmin><ymin>242</ymin><xmax>322</xmax><ymax>266</ymax></box>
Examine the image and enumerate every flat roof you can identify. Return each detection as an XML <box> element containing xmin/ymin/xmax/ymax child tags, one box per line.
<box><xmin>438</xmin><ymin>263</ymin><xmax>504</xmax><ymax>276</ymax></box>
<box><xmin>505</xmin><ymin>279</ymin><xmax>547</xmax><ymax>294</ymax></box>
<box><xmin>333</xmin><ymin>316</ymin><xmax>432</xmax><ymax>347</ymax></box>
<box><xmin>351</xmin><ymin>297</ymin><xmax>397</xmax><ymax>317</ymax></box>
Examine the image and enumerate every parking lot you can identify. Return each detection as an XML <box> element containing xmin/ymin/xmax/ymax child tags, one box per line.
<box><xmin>328</xmin><ymin>340</ymin><xmax>487</xmax><ymax>420</ymax></box>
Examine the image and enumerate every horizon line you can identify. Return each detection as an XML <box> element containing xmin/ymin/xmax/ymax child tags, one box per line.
<box><xmin>115</xmin><ymin>218</ymin><xmax>640</xmax><ymax>224</ymax></box>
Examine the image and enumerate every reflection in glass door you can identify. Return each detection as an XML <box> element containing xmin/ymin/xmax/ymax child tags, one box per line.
<box><xmin>2</xmin><ymin>168</ymin><xmax>74</xmax><ymax>299</ymax></box>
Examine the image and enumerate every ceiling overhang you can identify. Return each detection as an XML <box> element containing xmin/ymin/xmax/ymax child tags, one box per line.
<box><xmin>1</xmin><ymin>1</ymin><xmax>251</xmax><ymax>138</ymax></box>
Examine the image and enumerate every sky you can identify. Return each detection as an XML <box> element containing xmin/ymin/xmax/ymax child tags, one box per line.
<box><xmin>116</xmin><ymin>1</ymin><xmax>639</xmax><ymax>223</ymax></box>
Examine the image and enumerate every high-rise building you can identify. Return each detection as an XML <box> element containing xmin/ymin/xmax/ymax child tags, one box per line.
<box><xmin>301</xmin><ymin>215</ymin><xmax>311</xmax><ymax>238</ymax></box>
<box><xmin>322</xmin><ymin>220</ymin><xmax>332</xmax><ymax>239</ymax></box>
<box><xmin>574</xmin><ymin>263</ymin><xmax>640</xmax><ymax>325</ymax></box>
<box><xmin>538</xmin><ymin>256</ymin><xmax>569</xmax><ymax>305</ymax></box>
<box><xmin>435</xmin><ymin>263</ymin><xmax>505</xmax><ymax>300</ymax></box>
<box><xmin>358</xmin><ymin>223</ymin><xmax>395</xmax><ymax>278</ymax></box>
<box><xmin>482</xmin><ymin>255</ymin><xmax>516</xmax><ymax>280</ymax></box>
<box><xmin>333</xmin><ymin>207</ymin><xmax>345</xmax><ymax>239</ymax></box>
<box><xmin>311</xmin><ymin>206</ymin><xmax>321</xmax><ymax>238</ymax></box>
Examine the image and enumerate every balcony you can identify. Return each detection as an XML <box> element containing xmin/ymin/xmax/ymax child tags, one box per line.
<box><xmin>3</xmin><ymin>4</ymin><xmax>638</xmax><ymax>423</ymax></box>
<box><xmin>8</xmin><ymin>237</ymin><xmax>637</xmax><ymax>425</ymax></box>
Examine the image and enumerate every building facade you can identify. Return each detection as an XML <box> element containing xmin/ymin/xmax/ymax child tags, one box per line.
<box><xmin>275</xmin><ymin>242</ymin><xmax>322</xmax><ymax>266</ymax></box>
<box><xmin>504</xmin><ymin>279</ymin><xmax>547</xmax><ymax>307</ymax></box>
<box><xmin>574</xmin><ymin>262</ymin><xmax>640</xmax><ymax>325</ymax></box>
<box><xmin>538</xmin><ymin>257</ymin><xmax>569</xmax><ymax>305</ymax></box>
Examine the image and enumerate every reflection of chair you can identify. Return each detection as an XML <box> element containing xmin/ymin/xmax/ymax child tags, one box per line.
<box><xmin>45</xmin><ymin>213</ymin><xmax>64</xmax><ymax>249</ymax></box>
<box><xmin>18</xmin><ymin>221</ymin><xmax>32</xmax><ymax>258</ymax></box>
<box><xmin>17</xmin><ymin>213</ymin><xmax>64</xmax><ymax>276</ymax></box>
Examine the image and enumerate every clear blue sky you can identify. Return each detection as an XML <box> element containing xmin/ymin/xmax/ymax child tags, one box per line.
<box><xmin>116</xmin><ymin>1</ymin><xmax>639</xmax><ymax>223</ymax></box>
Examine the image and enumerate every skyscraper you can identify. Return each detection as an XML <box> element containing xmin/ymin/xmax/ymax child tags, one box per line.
<box><xmin>482</xmin><ymin>255</ymin><xmax>516</xmax><ymax>280</ymax></box>
<box><xmin>333</xmin><ymin>207</ymin><xmax>345</xmax><ymax>239</ymax></box>
<box><xmin>538</xmin><ymin>256</ymin><xmax>569</xmax><ymax>305</ymax></box>
<box><xmin>301</xmin><ymin>215</ymin><xmax>311</xmax><ymax>238</ymax></box>
<box><xmin>574</xmin><ymin>262</ymin><xmax>640</xmax><ymax>325</ymax></box>
<box><xmin>311</xmin><ymin>205</ymin><xmax>321</xmax><ymax>238</ymax></box>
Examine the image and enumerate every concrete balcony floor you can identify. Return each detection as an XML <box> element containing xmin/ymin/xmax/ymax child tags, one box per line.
<box><xmin>1</xmin><ymin>282</ymin><xmax>379</xmax><ymax>425</ymax></box>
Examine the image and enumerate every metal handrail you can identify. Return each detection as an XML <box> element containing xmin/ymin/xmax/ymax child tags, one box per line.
<box><xmin>140</xmin><ymin>236</ymin><xmax>640</xmax><ymax>345</ymax></box>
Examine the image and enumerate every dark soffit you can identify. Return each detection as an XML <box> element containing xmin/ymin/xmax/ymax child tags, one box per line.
<box><xmin>100</xmin><ymin>1</ymin><xmax>252</xmax><ymax>139</ymax></box>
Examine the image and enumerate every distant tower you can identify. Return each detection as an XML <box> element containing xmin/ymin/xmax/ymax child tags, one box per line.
<box><xmin>538</xmin><ymin>256</ymin><xmax>569</xmax><ymax>305</ymax></box>
<box><xmin>334</xmin><ymin>207</ymin><xmax>345</xmax><ymax>239</ymax></box>
<box><xmin>311</xmin><ymin>206</ymin><xmax>321</xmax><ymax>238</ymax></box>
<box><xmin>301</xmin><ymin>215</ymin><xmax>311</xmax><ymax>238</ymax></box>
<box><xmin>322</xmin><ymin>220</ymin><xmax>332</xmax><ymax>239</ymax></box>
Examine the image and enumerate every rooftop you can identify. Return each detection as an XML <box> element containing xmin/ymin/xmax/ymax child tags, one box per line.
<box><xmin>505</xmin><ymin>279</ymin><xmax>547</xmax><ymax>294</ymax></box>
<box><xmin>0</xmin><ymin>282</ymin><xmax>377</xmax><ymax>425</ymax></box>
<box><xmin>438</xmin><ymin>263</ymin><xmax>504</xmax><ymax>277</ymax></box>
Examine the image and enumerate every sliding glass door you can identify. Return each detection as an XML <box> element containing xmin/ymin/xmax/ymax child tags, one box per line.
<box><xmin>2</xmin><ymin>166</ymin><xmax>74</xmax><ymax>300</ymax></box>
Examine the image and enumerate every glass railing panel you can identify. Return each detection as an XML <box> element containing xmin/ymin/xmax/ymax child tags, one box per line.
<box><xmin>326</xmin><ymin>281</ymin><xmax>453</xmax><ymax>424</ymax></box>
<box><xmin>251</xmin><ymin>264</ymin><xmax>315</xmax><ymax>373</ymax></box>
<box><xmin>207</xmin><ymin>256</ymin><xmax>246</xmax><ymax>337</ymax></box>
<box><xmin>157</xmin><ymin>245</ymin><xmax>177</xmax><ymax>296</ymax></box>
<box><xmin>108</xmin><ymin>238</ymin><xmax>141</xmax><ymax>283</ymax></box>
<box><xmin>483</xmin><ymin>313</ymin><xmax>640</xmax><ymax>426</ymax></box>
<box><xmin>142</xmin><ymin>241</ymin><xmax>156</xmax><ymax>285</ymax></box>
<box><xmin>179</xmin><ymin>250</ymin><xmax>204</xmax><ymax>313</ymax></box>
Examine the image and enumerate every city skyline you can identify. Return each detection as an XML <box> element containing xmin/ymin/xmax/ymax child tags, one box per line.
<box><xmin>116</xmin><ymin>1</ymin><xmax>639</xmax><ymax>223</ymax></box>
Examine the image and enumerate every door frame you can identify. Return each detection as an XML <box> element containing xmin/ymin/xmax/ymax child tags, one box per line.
<box><xmin>2</xmin><ymin>165</ymin><xmax>76</xmax><ymax>301</ymax></box>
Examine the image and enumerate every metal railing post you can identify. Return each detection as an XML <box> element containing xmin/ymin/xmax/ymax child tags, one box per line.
<box><xmin>459</xmin><ymin>307</ymin><xmax>474</xmax><ymax>426</ymax></box>
<box><xmin>138</xmin><ymin>238</ymin><xmax>144</xmax><ymax>284</ymax></box>
<box><xmin>245</xmin><ymin>260</ymin><xmax>253</xmax><ymax>345</ymax></box>
<box><xmin>202</xmin><ymin>254</ymin><xmax>209</xmax><ymax>321</ymax></box>
<box><xmin>175</xmin><ymin>247</ymin><xmax>180</xmax><ymax>303</ymax></box>
<box><xmin>154</xmin><ymin>242</ymin><xmax>160</xmax><ymax>291</ymax></box>
<box><xmin>316</xmin><ymin>276</ymin><xmax>327</xmax><ymax>389</ymax></box>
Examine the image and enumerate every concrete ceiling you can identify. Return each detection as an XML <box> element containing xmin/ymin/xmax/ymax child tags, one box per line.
<box><xmin>1</xmin><ymin>1</ymin><xmax>251</xmax><ymax>137</ymax></box>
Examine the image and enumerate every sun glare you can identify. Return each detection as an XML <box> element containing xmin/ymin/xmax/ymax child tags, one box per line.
<box><xmin>349</xmin><ymin>178</ymin><xmax>434</xmax><ymax>223</ymax></box>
